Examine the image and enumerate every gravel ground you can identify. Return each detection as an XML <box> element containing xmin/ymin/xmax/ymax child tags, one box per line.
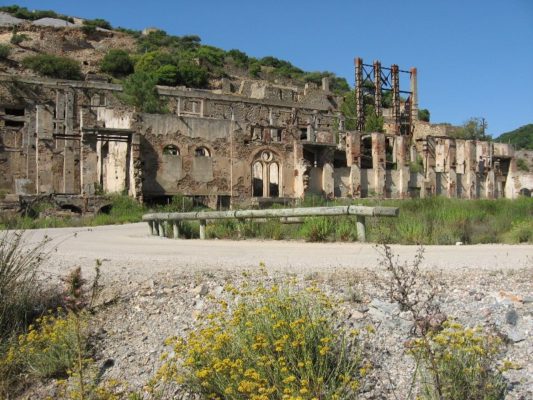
<box><xmin>16</xmin><ymin>223</ymin><xmax>533</xmax><ymax>399</ymax></box>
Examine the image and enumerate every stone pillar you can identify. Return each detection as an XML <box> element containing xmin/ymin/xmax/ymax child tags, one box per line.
<box><xmin>199</xmin><ymin>219</ymin><xmax>206</xmax><ymax>239</ymax></box>
<box><xmin>349</xmin><ymin>164</ymin><xmax>361</xmax><ymax>198</ymax></box>
<box><xmin>447</xmin><ymin>169</ymin><xmax>457</xmax><ymax>198</ymax></box>
<box><xmin>410</xmin><ymin>67</ymin><xmax>418</xmax><ymax>121</ymax></box>
<box><xmin>464</xmin><ymin>140</ymin><xmax>476</xmax><ymax>199</ymax></box>
<box><xmin>172</xmin><ymin>221</ymin><xmax>180</xmax><ymax>239</ymax></box>
<box><xmin>485</xmin><ymin>170</ymin><xmax>495</xmax><ymax>199</ymax></box>
<box><xmin>322</xmin><ymin>162</ymin><xmax>334</xmax><ymax>199</ymax></box>
<box><xmin>321</xmin><ymin>77</ymin><xmax>329</xmax><ymax>92</ymax></box>
<box><xmin>398</xmin><ymin>166</ymin><xmax>409</xmax><ymax>199</ymax></box>
<box><xmin>372</xmin><ymin>133</ymin><xmax>385</xmax><ymax>196</ymax></box>
<box><xmin>346</xmin><ymin>132</ymin><xmax>361</xmax><ymax>167</ymax></box>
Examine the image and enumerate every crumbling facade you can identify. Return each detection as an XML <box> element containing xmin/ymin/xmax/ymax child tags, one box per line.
<box><xmin>0</xmin><ymin>61</ymin><xmax>521</xmax><ymax>212</ymax></box>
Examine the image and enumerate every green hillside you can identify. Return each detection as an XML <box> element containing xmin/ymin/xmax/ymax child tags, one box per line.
<box><xmin>495</xmin><ymin>124</ymin><xmax>533</xmax><ymax>149</ymax></box>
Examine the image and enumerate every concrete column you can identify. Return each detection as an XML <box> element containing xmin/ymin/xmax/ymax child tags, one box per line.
<box><xmin>356</xmin><ymin>216</ymin><xmax>366</xmax><ymax>242</ymax></box>
<box><xmin>172</xmin><ymin>221</ymin><xmax>180</xmax><ymax>239</ymax></box>
<box><xmin>410</xmin><ymin>67</ymin><xmax>418</xmax><ymax>120</ymax></box>
<box><xmin>148</xmin><ymin>220</ymin><xmax>155</xmax><ymax>235</ymax></box>
<box><xmin>349</xmin><ymin>164</ymin><xmax>361</xmax><ymax>198</ymax></box>
<box><xmin>321</xmin><ymin>77</ymin><xmax>329</xmax><ymax>92</ymax></box>
<box><xmin>398</xmin><ymin>166</ymin><xmax>409</xmax><ymax>199</ymax></box>
<box><xmin>464</xmin><ymin>140</ymin><xmax>476</xmax><ymax>199</ymax></box>
<box><xmin>158</xmin><ymin>221</ymin><xmax>166</xmax><ymax>237</ymax></box>
<box><xmin>199</xmin><ymin>219</ymin><xmax>206</xmax><ymax>239</ymax></box>
<box><xmin>447</xmin><ymin>170</ymin><xmax>457</xmax><ymax>198</ymax></box>
<box><xmin>346</xmin><ymin>132</ymin><xmax>361</xmax><ymax>167</ymax></box>
<box><xmin>322</xmin><ymin>163</ymin><xmax>334</xmax><ymax>198</ymax></box>
<box><xmin>372</xmin><ymin>133</ymin><xmax>385</xmax><ymax>196</ymax></box>
<box><xmin>485</xmin><ymin>170</ymin><xmax>495</xmax><ymax>199</ymax></box>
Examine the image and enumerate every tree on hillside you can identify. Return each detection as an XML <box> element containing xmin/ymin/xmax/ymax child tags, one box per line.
<box><xmin>451</xmin><ymin>117</ymin><xmax>490</xmax><ymax>140</ymax></box>
<box><xmin>495</xmin><ymin>124</ymin><xmax>533</xmax><ymax>149</ymax></box>
<box><xmin>120</xmin><ymin>71</ymin><xmax>164</xmax><ymax>113</ymax></box>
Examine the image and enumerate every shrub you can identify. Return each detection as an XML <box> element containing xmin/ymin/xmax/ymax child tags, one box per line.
<box><xmin>407</xmin><ymin>320</ymin><xmax>507</xmax><ymax>400</ymax></box>
<box><xmin>176</xmin><ymin>62</ymin><xmax>209</xmax><ymax>88</ymax></box>
<box><xmin>249</xmin><ymin>61</ymin><xmax>261</xmax><ymax>77</ymax></box>
<box><xmin>0</xmin><ymin>44</ymin><xmax>10</xmax><ymax>60</ymax></box>
<box><xmin>1</xmin><ymin>311</ymin><xmax>83</xmax><ymax>379</ymax></box>
<box><xmin>156</xmin><ymin>282</ymin><xmax>365</xmax><ymax>399</ymax></box>
<box><xmin>10</xmin><ymin>33</ymin><xmax>28</xmax><ymax>45</ymax></box>
<box><xmin>120</xmin><ymin>71</ymin><xmax>164</xmax><ymax>113</ymax></box>
<box><xmin>100</xmin><ymin>49</ymin><xmax>134</xmax><ymax>77</ymax></box>
<box><xmin>22</xmin><ymin>54</ymin><xmax>82</xmax><ymax>80</ymax></box>
<box><xmin>0</xmin><ymin>232</ymin><xmax>54</xmax><ymax>339</ymax></box>
<box><xmin>83</xmin><ymin>18</ymin><xmax>112</xmax><ymax>30</ymax></box>
<box><xmin>301</xmin><ymin>216</ymin><xmax>334</xmax><ymax>242</ymax></box>
<box><xmin>227</xmin><ymin>49</ymin><xmax>249</xmax><ymax>68</ymax></box>
<box><xmin>516</xmin><ymin>158</ymin><xmax>529</xmax><ymax>172</ymax></box>
<box><xmin>156</xmin><ymin>64</ymin><xmax>178</xmax><ymax>86</ymax></box>
<box><xmin>418</xmin><ymin>109</ymin><xmax>430</xmax><ymax>122</ymax></box>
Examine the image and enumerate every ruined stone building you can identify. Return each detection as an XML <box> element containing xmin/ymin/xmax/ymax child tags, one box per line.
<box><xmin>0</xmin><ymin>59</ymin><xmax>522</xmax><ymax>211</ymax></box>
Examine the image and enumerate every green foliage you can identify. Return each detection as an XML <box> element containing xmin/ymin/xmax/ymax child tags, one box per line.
<box><xmin>409</xmin><ymin>155</ymin><xmax>424</xmax><ymax>174</ymax></box>
<box><xmin>0</xmin><ymin>44</ymin><xmax>10</xmax><ymax>60</ymax></box>
<box><xmin>196</xmin><ymin>45</ymin><xmax>225</xmax><ymax>67</ymax></box>
<box><xmin>10</xmin><ymin>33</ymin><xmax>28</xmax><ymax>45</ymax></box>
<box><xmin>120</xmin><ymin>71</ymin><xmax>165</xmax><ymax>113</ymax></box>
<box><xmin>156</xmin><ymin>281</ymin><xmax>364</xmax><ymax>398</ymax></box>
<box><xmin>0</xmin><ymin>232</ymin><xmax>55</xmax><ymax>339</ymax></box>
<box><xmin>100</xmin><ymin>49</ymin><xmax>134</xmax><ymax>77</ymax></box>
<box><xmin>249</xmin><ymin>61</ymin><xmax>261</xmax><ymax>77</ymax></box>
<box><xmin>1</xmin><ymin>311</ymin><xmax>83</xmax><ymax>379</ymax></box>
<box><xmin>156</xmin><ymin>64</ymin><xmax>178</xmax><ymax>86</ymax></box>
<box><xmin>301</xmin><ymin>217</ymin><xmax>335</xmax><ymax>242</ymax></box>
<box><xmin>364</xmin><ymin>105</ymin><xmax>384</xmax><ymax>133</ymax></box>
<box><xmin>134</xmin><ymin>50</ymin><xmax>174</xmax><ymax>74</ymax></box>
<box><xmin>450</xmin><ymin>117</ymin><xmax>490</xmax><ymax>140</ymax></box>
<box><xmin>176</xmin><ymin>62</ymin><xmax>209</xmax><ymax>88</ymax></box>
<box><xmin>137</xmin><ymin>30</ymin><xmax>201</xmax><ymax>53</ymax></box>
<box><xmin>408</xmin><ymin>320</ymin><xmax>506</xmax><ymax>400</ymax></box>
<box><xmin>0</xmin><ymin>5</ymin><xmax>73</xmax><ymax>22</ymax></box>
<box><xmin>303</xmin><ymin>71</ymin><xmax>350</xmax><ymax>94</ymax></box>
<box><xmin>226</xmin><ymin>49</ymin><xmax>249</xmax><ymax>68</ymax></box>
<box><xmin>495</xmin><ymin>124</ymin><xmax>533</xmax><ymax>150</ymax></box>
<box><xmin>502</xmin><ymin>219</ymin><xmax>533</xmax><ymax>243</ymax></box>
<box><xmin>22</xmin><ymin>54</ymin><xmax>82</xmax><ymax>80</ymax></box>
<box><xmin>516</xmin><ymin>158</ymin><xmax>529</xmax><ymax>172</ymax></box>
<box><xmin>418</xmin><ymin>108</ymin><xmax>430</xmax><ymax>122</ymax></box>
<box><xmin>83</xmin><ymin>18</ymin><xmax>112</xmax><ymax>30</ymax></box>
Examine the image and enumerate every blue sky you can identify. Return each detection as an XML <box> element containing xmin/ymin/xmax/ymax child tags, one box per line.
<box><xmin>5</xmin><ymin>0</ymin><xmax>533</xmax><ymax>136</ymax></box>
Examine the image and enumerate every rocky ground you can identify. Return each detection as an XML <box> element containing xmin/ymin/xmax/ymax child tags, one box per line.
<box><xmin>16</xmin><ymin>224</ymin><xmax>533</xmax><ymax>399</ymax></box>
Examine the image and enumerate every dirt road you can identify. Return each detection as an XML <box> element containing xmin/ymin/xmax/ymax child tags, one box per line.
<box><xmin>22</xmin><ymin>222</ymin><xmax>532</xmax><ymax>281</ymax></box>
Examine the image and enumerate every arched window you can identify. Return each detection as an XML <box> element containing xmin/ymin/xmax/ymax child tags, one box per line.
<box><xmin>252</xmin><ymin>161</ymin><xmax>263</xmax><ymax>197</ymax></box>
<box><xmin>195</xmin><ymin>147</ymin><xmax>210</xmax><ymax>157</ymax></box>
<box><xmin>252</xmin><ymin>151</ymin><xmax>281</xmax><ymax>198</ymax></box>
<box><xmin>163</xmin><ymin>145</ymin><xmax>179</xmax><ymax>156</ymax></box>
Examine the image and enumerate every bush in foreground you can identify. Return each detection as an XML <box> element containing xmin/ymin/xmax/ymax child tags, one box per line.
<box><xmin>155</xmin><ymin>282</ymin><xmax>365</xmax><ymax>399</ymax></box>
<box><xmin>407</xmin><ymin>321</ymin><xmax>507</xmax><ymax>400</ymax></box>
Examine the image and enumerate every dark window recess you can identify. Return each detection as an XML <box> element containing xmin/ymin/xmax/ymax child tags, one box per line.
<box><xmin>5</xmin><ymin>108</ymin><xmax>25</xmax><ymax>116</ymax></box>
<box><xmin>300</xmin><ymin>128</ymin><xmax>308</xmax><ymax>140</ymax></box>
<box><xmin>5</xmin><ymin>120</ymin><xmax>24</xmax><ymax>128</ymax></box>
<box><xmin>163</xmin><ymin>145</ymin><xmax>179</xmax><ymax>156</ymax></box>
<box><xmin>195</xmin><ymin>147</ymin><xmax>210</xmax><ymax>157</ymax></box>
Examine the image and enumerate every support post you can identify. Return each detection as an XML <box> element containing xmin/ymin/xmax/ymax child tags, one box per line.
<box><xmin>173</xmin><ymin>221</ymin><xmax>180</xmax><ymax>239</ymax></box>
<box><xmin>148</xmin><ymin>220</ymin><xmax>155</xmax><ymax>235</ymax></box>
<box><xmin>158</xmin><ymin>221</ymin><xmax>165</xmax><ymax>237</ymax></box>
<box><xmin>356</xmin><ymin>215</ymin><xmax>366</xmax><ymax>242</ymax></box>
<box><xmin>355</xmin><ymin>57</ymin><xmax>365</xmax><ymax>131</ymax></box>
<box><xmin>391</xmin><ymin>64</ymin><xmax>400</xmax><ymax>135</ymax></box>
<box><xmin>199</xmin><ymin>219</ymin><xmax>206</xmax><ymax>240</ymax></box>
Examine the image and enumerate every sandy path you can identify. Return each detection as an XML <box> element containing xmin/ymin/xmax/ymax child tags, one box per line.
<box><xmin>19</xmin><ymin>222</ymin><xmax>532</xmax><ymax>281</ymax></box>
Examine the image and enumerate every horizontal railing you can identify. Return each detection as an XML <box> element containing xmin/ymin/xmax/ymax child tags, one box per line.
<box><xmin>142</xmin><ymin>205</ymin><xmax>399</xmax><ymax>242</ymax></box>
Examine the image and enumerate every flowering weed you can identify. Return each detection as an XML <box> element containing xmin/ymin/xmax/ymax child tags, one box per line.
<box><xmin>155</xmin><ymin>282</ymin><xmax>365</xmax><ymax>399</ymax></box>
